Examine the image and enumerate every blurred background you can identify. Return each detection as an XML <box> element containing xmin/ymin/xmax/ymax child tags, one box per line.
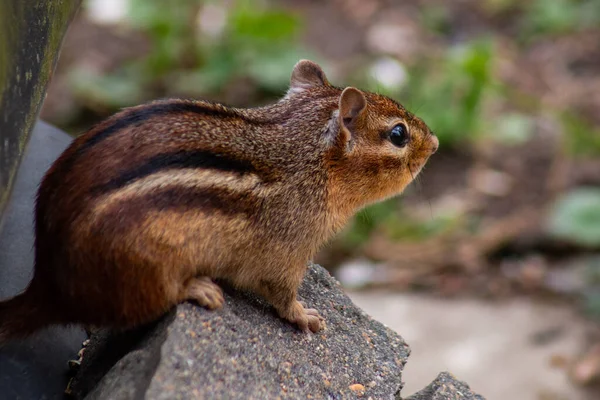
<box><xmin>40</xmin><ymin>0</ymin><xmax>600</xmax><ymax>398</ymax></box>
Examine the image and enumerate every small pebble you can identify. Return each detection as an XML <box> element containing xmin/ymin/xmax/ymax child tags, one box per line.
<box><xmin>349</xmin><ymin>383</ymin><xmax>365</xmax><ymax>393</ymax></box>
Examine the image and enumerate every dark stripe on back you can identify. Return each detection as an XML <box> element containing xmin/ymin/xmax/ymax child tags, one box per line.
<box><xmin>78</xmin><ymin>101</ymin><xmax>238</xmax><ymax>158</ymax></box>
<box><xmin>138</xmin><ymin>187</ymin><xmax>258</xmax><ymax>217</ymax></box>
<box><xmin>93</xmin><ymin>150</ymin><xmax>257</xmax><ymax>193</ymax></box>
<box><xmin>99</xmin><ymin>187</ymin><xmax>260</xmax><ymax>237</ymax></box>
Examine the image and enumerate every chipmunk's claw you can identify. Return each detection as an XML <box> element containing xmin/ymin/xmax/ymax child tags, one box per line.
<box><xmin>288</xmin><ymin>301</ymin><xmax>325</xmax><ymax>333</ymax></box>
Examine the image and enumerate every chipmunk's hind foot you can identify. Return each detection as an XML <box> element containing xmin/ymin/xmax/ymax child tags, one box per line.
<box><xmin>183</xmin><ymin>277</ymin><xmax>224</xmax><ymax>310</ymax></box>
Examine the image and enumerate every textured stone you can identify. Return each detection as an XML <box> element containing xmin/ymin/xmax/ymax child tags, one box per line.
<box><xmin>71</xmin><ymin>264</ymin><xmax>411</xmax><ymax>399</ymax></box>
<box><xmin>405</xmin><ymin>372</ymin><xmax>485</xmax><ymax>400</ymax></box>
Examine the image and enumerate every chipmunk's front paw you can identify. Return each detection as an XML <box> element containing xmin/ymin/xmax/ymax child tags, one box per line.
<box><xmin>287</xmin><ymin>301</ymin><xmax>325</xmax><ymax>333</ymax></box>
<box><xmin>184</xmin><ymin>277</ymin><xmax>224</xmax><ymax>310</ymax></box>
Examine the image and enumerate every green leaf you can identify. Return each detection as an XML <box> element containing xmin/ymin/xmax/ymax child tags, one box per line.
<box><xmin>229</xmin><ymin>1</ymin><xmax>300</xmax><ymax>41</ymax></box>
<box><xmin>548</xmin><ymin>188</ymin><xmax>600</xmax><ymax>247</ymax></box>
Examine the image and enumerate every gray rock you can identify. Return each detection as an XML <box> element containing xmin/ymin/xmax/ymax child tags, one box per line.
<box><xmin>71</xmin><ymin>264</ymin><xmax>411</xmax><ymax>399</ymax></box>
<box><xmin>70</xmin><ymin>265</ymin><xmax>486</xmax><ymax>400</ymax></box>
<box><xmin>0</xmin><ymin>120</ymin><xmax>86</xmax><ymax>400</ymax></box>
<box><xmin>404</xmin><ymin>372</ymin><xmax>485</xmax><ymax>400</ymax></box>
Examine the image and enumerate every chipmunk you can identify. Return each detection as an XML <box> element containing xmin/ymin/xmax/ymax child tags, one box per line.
<box><xmin>0</xmin><ymin>60</ymin><xmax>437</xmax><ymax>342</ymax></box>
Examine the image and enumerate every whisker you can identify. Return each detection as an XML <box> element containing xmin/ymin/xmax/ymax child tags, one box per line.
<box><xmin>410</xmin><ymin>164</ymin><xmax>434</xmax><ymax>220</ymax></box>
<box><xmin>412</xmin><ymin>101</ymin><xmax>426</xmax><ymax>114</ymax></box>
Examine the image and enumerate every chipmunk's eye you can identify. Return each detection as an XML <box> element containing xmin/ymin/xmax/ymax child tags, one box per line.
<box><xmin>389</xmin><ymin>124</ymin><xmax>409</xmax><ymax>147</ymax></box>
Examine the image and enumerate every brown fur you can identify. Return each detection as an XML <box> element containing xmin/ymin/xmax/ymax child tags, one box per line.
<box><xmin>0</xmin><ymin>60</ymin><xmax>438</xmax><ymax>343</ymax></box>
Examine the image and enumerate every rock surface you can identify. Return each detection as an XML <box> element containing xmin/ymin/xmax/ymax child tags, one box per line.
<box><xmin>71</xmin><ymin>264</ymin><xmax>410</xmax><ymax>399</ymax></box>
<box><xmin>71</xmin><ymin>264</ymin><xmax>485</xmax><ymax>399</ymax></box>
<box><xmin>405</xmin><ymin>372</ymin><xmax>484</xmax><ymax>400</ymax></box>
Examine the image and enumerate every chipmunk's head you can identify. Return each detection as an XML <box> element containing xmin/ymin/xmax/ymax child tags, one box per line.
<box><xmin>289</xmin><ymin>60</ymin><xmax>438</xmax><ymax>213</ymax></box>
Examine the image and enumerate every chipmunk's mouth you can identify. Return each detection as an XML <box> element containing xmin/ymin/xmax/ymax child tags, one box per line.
<box><xmin>407</xmin><ymin>134</ymin><xmax>438</xmax><ymax>177</ymax></box>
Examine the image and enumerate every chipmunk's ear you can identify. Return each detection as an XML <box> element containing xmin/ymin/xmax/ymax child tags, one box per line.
<box><xmin>289</xmin><ymin>60</ymin><xmax>329</xmax><ymax>93</ymax></box>
<box><xmin>337</xmin><ymin>87</ymin><xmax>367</xmax><ymax>145</ymax></box>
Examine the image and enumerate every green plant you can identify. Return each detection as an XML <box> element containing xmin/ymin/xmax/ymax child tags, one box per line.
<box><xmin>340</xmin><ymin>198</ymin><xmax>462</xmax><ymax>250</ymax></box>
<box><xmin>522</xmin><ymin>0</ymin><xmax>600</xmax><ymax>39</ymax></box>
<box><xmin>70</xmin><ymin>0</ymin><xmax>311</xmax><ymax>109</ymax></box>
<box><xmin>340</xmin><ymin>200</ymin><xmax>398</xmax><ymax>249</ymax></box>
<box><xmin>561</xmin><ymin>112</ymin><xmax>600</xmax><ymax>157</ymax></box>
<box><xmin>399</xmin><ymin>38</ymin><xmax>498</xmax><ymax>148</ymax></box>
<box><xmin>419</xmin><ymin>5</ymin><xmax>452</xmax><ymax>35</ymax></box>
<box><xmin>548</xmin><ymin>188</ymin><xmax>600</xmax><ymax>247</ymax></box>
<box><xmin>177</xmin><ymin>0</ymin><xmax>310</xmax><ymax>96</ymax></box>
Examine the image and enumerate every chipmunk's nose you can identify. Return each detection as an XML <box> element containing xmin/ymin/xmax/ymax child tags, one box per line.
<box><xmin>429</xmin><ymin>134</ymin><xmax>439</xmax><ymax>154</ymax></box>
